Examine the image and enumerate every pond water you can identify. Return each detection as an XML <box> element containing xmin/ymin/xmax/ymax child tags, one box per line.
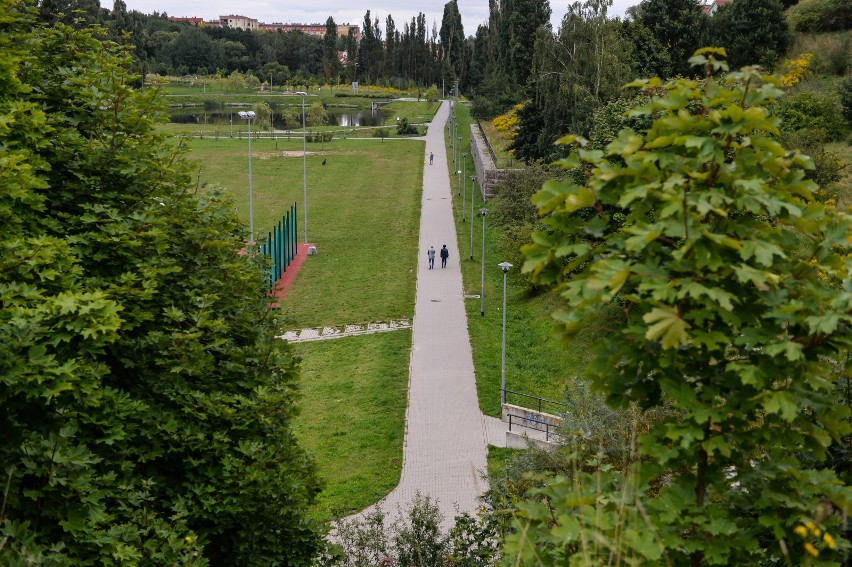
<box><xmin>169</xmin><ymin>107</ymin><xmax>388</xmax><ymax>128</ymax></box>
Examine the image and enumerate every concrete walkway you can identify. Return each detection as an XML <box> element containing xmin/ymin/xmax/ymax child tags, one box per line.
<box><xmin>349</xmin><ymin>100</ymin><xmax>493</xmax><ymax>527</ymax></box>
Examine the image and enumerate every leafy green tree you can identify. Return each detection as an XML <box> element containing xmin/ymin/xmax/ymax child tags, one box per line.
<box><xmin>519</xmin><ymin>49</ymin><xmax>852</xmax><ymax>565</ymax></box>
<box><xmin>631</xmin><ymin>0</ymin><xmax>708</xmax><ymax>77</ymax></box>
<box><xmin>504</xmin><ymin>0</ymin><xmax>551</xmax><ymax>90</ymax></box>
<box><xmin>323</xmin><ymin>16</ymin><xmax>340</xmax><ymax>81</ymax></box>
<box><xmin>709</xmin><ymin>0</ymin><xmax>791</xmax><ymax>68</ymax></box>
<box><xmin>306</xmin><ymin>101</ymin><xmax>328</xmax><ymax>127</ymax></box>
<box><xmin>439</xmin><ymin>0</ymin><xmax>465</xmax><ymax>85</ymax></box>
<box><xmin>1</xmin><ymin>5</ymin><xmax>322</xmax><ymax>564</ymax></box>
<box><xmin>512</xmin><ymin>0</ymin><xmax>631</xmax><ymax>162</ymax></box>
<box><xmin>254</xmin><ymin>101</ymin><xmax>273</xmax><ymax>131</ymax></box>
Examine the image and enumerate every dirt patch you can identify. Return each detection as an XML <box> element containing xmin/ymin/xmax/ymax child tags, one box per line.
<box><xmin>256</xmin><ymin>150</ymin><xmax>326</xmax><ymax>159</ymax></box>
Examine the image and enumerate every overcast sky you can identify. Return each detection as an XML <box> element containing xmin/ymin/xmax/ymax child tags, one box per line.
<box><xmin>106</xmin><ymin>0</ymin><xmax>641</xmax><ymax>36</ymax></box>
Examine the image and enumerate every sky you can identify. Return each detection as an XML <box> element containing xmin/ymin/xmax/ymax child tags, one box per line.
<box><xmin>106</xmin><ymin>0</ymin><xmax>641</xmax><ymax>36</ymax></box>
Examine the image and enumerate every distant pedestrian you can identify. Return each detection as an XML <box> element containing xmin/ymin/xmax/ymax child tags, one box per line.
<box><xmin>427</xmin><ymin>245</ymin><xmax>436</xmax><ymax>269</ymax></box>
<box><xmin>429</xmin><ymin>152</ymin><xmax>434</xmax><ymax>165</ymax></box>
<box><xmin>440</xmin><ymin>244</ymin><xmax>449</xmax><ymax>268</ymax></box>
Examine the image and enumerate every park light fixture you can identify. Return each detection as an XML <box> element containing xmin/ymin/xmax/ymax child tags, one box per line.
<box><xmin>480</xmin><ymin>207</ymin><xmax>488</xmax><ymax>316</ymax></box>
<box><xmin>499</xmin><ymin>261</ymin><xmax>513</xmax><ymax>405</ymax></box>
<box><xmin>237</xmin><ymin>110</ymin><xmax>257</xmax><ymax>245</ymax></box>
<box><xmin>470</xmin><ymin>176</ymin><xmax>477</xmax><ymax>259</ymax></box>
<box><xmin>296</xmin><ymin>91</ymin><xmax>309</xmax><ymax>244</ymax></box>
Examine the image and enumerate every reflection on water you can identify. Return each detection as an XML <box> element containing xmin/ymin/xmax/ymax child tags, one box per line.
<box><xmin>169</xmin><ymin>107</ymin><xmax>388</xmax><ymax>128</ymax></box>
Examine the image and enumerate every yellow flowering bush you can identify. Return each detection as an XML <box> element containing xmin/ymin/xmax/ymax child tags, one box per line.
<box><xmin>780</xmin><ymin>53</ymin><xmax>813</xmax><ymax>88</ymax></box>
<box><xmin>492</xmin><ymin>103</ymin><xmax>523</xmax><ymax>138</ymax></box>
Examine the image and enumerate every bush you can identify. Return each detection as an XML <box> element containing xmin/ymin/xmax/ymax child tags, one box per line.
<box><xmin>775</xmin><ymin>89</ymin><xmax>846</xmax><ymax>140</ymax></box>
<box><xmin>396</xmin><ymin>117</ymin><xmax>418</xmax><ymax>135</ymax></box>
<box><xmin>786</xmin><ymin>0</ymin><xmax>852</xmax><ymax>32</ymax></box>
<box><xmin>839</xmin><ymin>75</ymin><xmax>852</xmax><ymax>123</ymax></box>
<box><xmin>373</xmin><ymin>127</ymin><xmax>391</xmax><ymax>141</ymax></box>
<box><xmin>326</xmin><ymin>494</ymin><xmax>501</xmax><ymax>567</ymax></box>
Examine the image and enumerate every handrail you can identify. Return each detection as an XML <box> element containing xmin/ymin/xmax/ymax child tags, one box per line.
<box><xmin>507</xmin><ymin>413</ymin><xmax>558</xmax><ymax>442</ymax></box>
<box><xmin>475</xmin><ymin>117</ymin><xmax>498</xmax><ymax>166</ymax></box>
<box><xmin>502</xmin><ymin>388</ymin><xmax>567</xmax><ymax>415</ymax></box>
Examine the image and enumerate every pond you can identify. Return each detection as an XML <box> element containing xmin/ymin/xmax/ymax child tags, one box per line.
<box><xmin>169</xmin><ymin>106</ymin><xmax>389</xmax><ymax>128</ymax></box>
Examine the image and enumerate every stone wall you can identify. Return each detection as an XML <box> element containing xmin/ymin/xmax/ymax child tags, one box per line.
<box><xmin>469</xmin><ymin>124</ymin><xmax>522</xmax><ymax>201</ymax></box>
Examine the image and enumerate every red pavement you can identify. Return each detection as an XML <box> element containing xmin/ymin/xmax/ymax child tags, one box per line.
<box><xmin>269</xmin><ymin>242</ymin><xmax>313</xmax><ymax>305</ymax></box>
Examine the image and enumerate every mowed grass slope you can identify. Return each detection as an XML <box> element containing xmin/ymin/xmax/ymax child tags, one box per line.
<box><xmin>185</xmin><ymin>132</ymin><xmax>422</xmax><ymax>520</ymax></box>
<box><xmin>293</xmin><ymin>332</ymin><xmax>410</xmax><ymax>522</ymax></box>
<box><xmin>187</xmin><ymin>136</ymin><xmax>424</xmax><ymax>327</ymax></box>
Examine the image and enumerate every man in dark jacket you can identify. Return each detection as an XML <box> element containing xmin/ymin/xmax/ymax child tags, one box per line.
<box><xmin>440</xmin><ymin>244</ymin><xmax>449</xmax><ymax>268</ymax></box>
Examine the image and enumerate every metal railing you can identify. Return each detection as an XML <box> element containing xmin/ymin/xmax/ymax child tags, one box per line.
<box><xmin>259</xmin><ymin>202</ymin><xmax>298</xmax><ymax>289</ymax></box>
<box><xmin>507</xmin><ymin>413</ymin><xmax>559</xmax><ymax>442</ymax></box>
<box><xmin>502</xmin><ymin>388</ymin><xmax>568</xmax><ymax>415</ymax></box>
<box><xmin>475</xmin><ymin>117</ymin><xmax>498</xmax><ymax>166</ymax></box>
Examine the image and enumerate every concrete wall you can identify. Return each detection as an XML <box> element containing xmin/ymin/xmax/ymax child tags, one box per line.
<box><xmin>469</xmin><ymin>124</ymin><xmax>523</xmax><ymax>200</ymax></box>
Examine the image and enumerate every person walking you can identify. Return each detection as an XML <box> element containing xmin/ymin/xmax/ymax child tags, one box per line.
<box><xmin>429</xmin><ymin>152</ymin><xmax>434</xmax><ymax>165</ymax></box>
<box><xmin>427</xmin><ymin>245</ymin><xmax>436</xmax><ymax>269</ymax></box>
<box><xmin>440</xmin><ymin>244</ymin><xmax>449</xmax><ymax>268</ymax></box>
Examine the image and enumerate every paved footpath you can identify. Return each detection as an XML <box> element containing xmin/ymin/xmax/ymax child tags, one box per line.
<box><xmin>347</xmin><ymin>100</ymin><xmax>494</xmax><ymax>528</ymax></box>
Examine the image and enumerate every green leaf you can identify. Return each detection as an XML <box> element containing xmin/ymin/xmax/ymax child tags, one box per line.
<box><xmin>643</xmin><ymin>305</ymin><xmax>690</xmax><ymax>349</ymax></box>
<box><xmin>762</xmin><ymin>391</ymin><xmax>798</xmax><ymax>422</ymax></box>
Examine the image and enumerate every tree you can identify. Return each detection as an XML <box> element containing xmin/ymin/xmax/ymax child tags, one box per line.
<box><xmin>519</xmin><ymin>49</ymin><xmax>852</xmax><ymax>565</ymax></box>
<box><xmin>439</xmin><ymin>0</ymin><xmax>465</xmax><ymax>85</ymax></box>
<box><xmin>511</xmin><ymin>0</ymin><xmax>631</xmax><ymax>162</ymax></box>
<box><xmin>505</xmin><ymin>0</ymin><xmax>551</xmax><ymax>90</ymax></box>
<box><xmin>631</xmin><ymin>0</ymin><xmax>708</xmax><ymax>77</ymax></box>
<box><xmin>709</xmin><ymin>0</ymin><xmax>791</xmax><ymax>68</ymax></box>
<box><xmin>1</xmin><ymin>5</ymin><xmax>322</xmax><ymax>564</ymax></box>
<box><xmin>322</xmin><ymin>16</ymin><xmax>339</xmax><ymax>81</ymax></box>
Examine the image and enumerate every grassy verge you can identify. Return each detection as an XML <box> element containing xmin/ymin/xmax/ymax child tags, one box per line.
<box><xmin>486</xmin><ymin>445</ymin><xmax>519</xmax><ymax>481</ymax></box>
<box><xmin>445</xmin><ymin>104</ymin><xmax>597</xmax><ymax>417</ymax></box>
<box><xmin>293</xmin><ymin>332</ymin><xmax>410</xmax><ymax>522</ymax></box>
<box><xmin>382</xmin><ymin>100</ymin><xmax>441</xmax><ymax>125</ymax></box>
<box><xmin>186</xmin><ymin>135</ymin><xmax>422</xmax><ymax>327</ymax></box>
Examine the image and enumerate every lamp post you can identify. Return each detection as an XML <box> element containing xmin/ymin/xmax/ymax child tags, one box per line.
<box><xmin>296</xmin><ymin>91</ymin><xmax>308</xmax><ymax>244</ymax></box>
<box><xmin>499</xmin><ymin>261</ymin><xmax>513</xmax><ymax>405</ymax></box>
<box><xmin>237</xmin><ymin>110</ymin><xmax>256</xmax><ymax>245</ymax></box>
<box><xmin>460</xmin><ymin>152</ymin><xmax>467</xmax><ymax>204</ymax></box>
<box><xmin>480</xmin><ymin>208</ymin><xmax>488</xmax><ymax>316</ymax></box>
<box><xmin>470</xmin><ymin>176</ymin><xmax>477</xmax><ymax>260</ymax></box>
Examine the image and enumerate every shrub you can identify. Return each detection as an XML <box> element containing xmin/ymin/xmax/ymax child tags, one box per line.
<box><xmin>775</xmin><ymin>89</ymin><xmax>846</xmax><ymax>140</ymax></box>
<box><xmin>787</xmin><ymin>0</ymin><xmax>852</xmax><ymax>32</ymax></box>
<box><xmin>839</xmin><ymin>75</ymin><xmax>852</xmax><ymax>123</ymax></box>
<box><xmin>396</xmin><ymin>117</ymin><xmax>418</xmax><ymax>135</ymax></box>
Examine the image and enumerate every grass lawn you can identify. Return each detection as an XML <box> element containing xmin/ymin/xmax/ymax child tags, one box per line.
<box><xmin>293</xmin><ymin>332</ymin><xmax>410</xmax><ymax>522</ymax></box>
<box><xmin>445</xmin><ymin>103</ymin><xmax>598</xmax><ymax>417</ymax></box>
<box><xmin>486</xmin><ymin>445</ymin><xmax>519</xmax><ymax>481</ymax></box>
<box><xmin>186</xmin><ymin>135</ymin><xmax>423</xmax><ymax>328</ymax></box>
<box><xmin>382</xmin><ymin>100</ymin><xmax>441</xmax><ymax>125</ymax></box>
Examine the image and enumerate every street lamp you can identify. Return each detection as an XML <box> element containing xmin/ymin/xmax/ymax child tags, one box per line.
<box><xmin>237</xmin><ymin>110</ymin><xmax>256</xmax><ymax>245</ymax></box>
<box><xmin>470</xmin><ymin>176</ymin><xmax>477</xmax><ymax>260</ymax></box>
<box><xmin>480</xmin><ymin>208</ymin><xmax>488</xmax><ymax>316</ymax></box>
<box><xmin>460</xmin><ymin>152</ymin><xmax>467</xmax><ymax>204</ymax></box>
<box><xmin>296</xmin><ymin>91</ymin><xmax>308</xmax><ymax>244</ymax></box>
<box><xmin>499</xmin><ymin>261</ymin><xmax>513</xmax><ymax>405</ymax></box>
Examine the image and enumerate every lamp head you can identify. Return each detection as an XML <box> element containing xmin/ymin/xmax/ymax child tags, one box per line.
<box><xmin>480</xmin><ymin>208</ymin><xmax>489</xmax><ymax>216</ymax></box>
<box><xmin>295</xmin><ymin>91</ymin><xmax>307</xmax><ymax>96</ymax></box>
<box><xmin>499</xmin><ymin>261</ymin><xmax>513</xmax><ymax>273</ymax></box>
<box><xmin>237</xmin><ymin>111</ymin><xmax>256</xmax><ymax>119</ymax></box>
<box><xmin>470</xmin><ymin>175</ymin><xmax>477</xmax><ymax>182</ymax></box>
